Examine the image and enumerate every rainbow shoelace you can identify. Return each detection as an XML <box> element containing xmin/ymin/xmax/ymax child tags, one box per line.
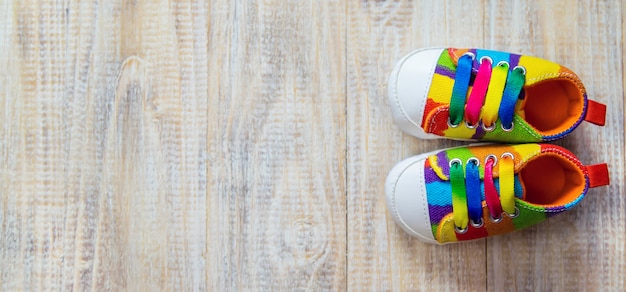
<box><xmin>450</xmin><ymin>153</ymin><xmax>518</xmax><ymax>233</ymax></box>
<box><xmin>448</xmin><ymin>53</ymin><xmax>527</xmax><ymax>132</ymax></box>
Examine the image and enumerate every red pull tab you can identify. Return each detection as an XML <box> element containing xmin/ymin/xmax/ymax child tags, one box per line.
<box><xmin>584</xmin><ymin>100</ymin><xmax>607</xmax><ymax>126</ymax></box>
<box><xmin>587</xmin><ymin>163</ymin><xmax>610</xmax><ymax>188</ymax></box>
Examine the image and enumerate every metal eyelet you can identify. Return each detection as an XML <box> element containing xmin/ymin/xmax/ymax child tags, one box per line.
<box><xmin>505</xmin><ymin>207</ymin><xmax>520</xmax><ymax>219</ymax></box>
<box><xmin>466</xmin><ymin>157</ymin><xmax>480</xmax><ymax>167</ymax></box>
<box><xmin>497</xmin><ymin>61</ymin><xmax>510</xmax><ymax>68</ymax></box>
<box><xmin>462</xmin><ymin>52</ymin><xmax>476</xmax><ymax>60</ymax></box>
<box><xmin>447</xmin><ymin>117</ymin><xmax>460</xmax><ymax>128</ymax></box>
<box><xmin>501</xmin><ymin>152</ymin><xmax>515</xmax><ymax>160</ymax></box>
<box><xmin>449</xmin><ymin>158</ymin><xmax>462</xmax><ymax>168</ymax></box>
<box><xmin>454</xmin><ymin>225</ymin><xmax>468</xmax><ymax>234</ymax></box>
<box><xmin>501</xmin><ymin>122</ymin><xmax>514</xmax><ymax>132</ymax></box>
<box><xmin>513</xmin><ymin>65</ymin><xmax>527</xmax><ymax>75</ymax></box>
<box><xmin>485</xmin><ymin>154</ymin><xmax>498</xmax><ymax>166</ymax></box>
<box><xmin>470</xmin><ymin>218</ymin><xmax>484</xmax><ymax>228</ymax></box>
<box><xmin>479</xmin><ymin>56</ymin><xmax>493</xmax><ymax>65</ymax></box>
<box><xmin>481</xmin><ymin>121</ymin><xmax>496</xmax><ymax>132</ymax></box>
<box><xmin>465</xmin><ymin>120</ymin><xmax>478</xmax><ymax>129</ymax></box>
<box><xmin>489</xmin><ymin>214</ymin><xmax>503</xmax><ymax>224</ymax></box>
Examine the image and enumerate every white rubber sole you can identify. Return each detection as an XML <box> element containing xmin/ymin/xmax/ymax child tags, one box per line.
<box><xmin>388</xmin><ymin>48</ymin><xmax>444</xmax><ymax>140</ymax></box>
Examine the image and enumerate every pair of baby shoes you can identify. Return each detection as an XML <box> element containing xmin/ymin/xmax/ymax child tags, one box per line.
<box><xmin>385</xmin><ymin>48</ymin><xmax>610</xmax><ymax>244</ymax></box>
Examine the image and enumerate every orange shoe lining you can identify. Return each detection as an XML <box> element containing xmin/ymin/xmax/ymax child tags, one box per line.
<box><xmin>523</xmin><ymin>78</ymin><xmax>584</xmax><ymax>136</ymax></box>
<box><xmin>519</xmin><ymin>154</ymin><xmax>585</xmax><ymax>207</ymax></box>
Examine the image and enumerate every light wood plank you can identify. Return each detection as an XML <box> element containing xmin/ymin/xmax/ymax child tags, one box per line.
<box><xmin>485</xmin><ymin>1</ymin><xmax>625</xmax><ymax>291</ymax></box>
<box><xmin>346</xmin><ymin>1</ymin><xmax>487</xmax><ymax>291</ymax></box>
<box><xmin>0</xmin><ymin>1</ymin><xmax>211</xmax><ymax>290</ymax></box>
<box><xmin>205</xmin><ymin>1</ymin><xmax>347</xmax><ymax>290</ymax></box>
<box><xmin>92</xmin><ymin>1</ymin><xmax>210</xmax><ymax>290</ymax></box>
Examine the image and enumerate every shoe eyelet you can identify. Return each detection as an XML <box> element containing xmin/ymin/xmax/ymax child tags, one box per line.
<box><xmin>497</xmin><ymin>61</ymin><xmax>510</xmax><ymax>68</ymax></box>
<box><xmin>454</xmin><ymin>225</ymin><xmax>468</xmax><ymax>234</ymax></box>
<box><xmin>505</xmin><ymin>207</ymin><xmax>520</xmax><ymax>219</ymax></box>
<box><xmin>485</xmin><ymin>154</ymin><xmax>498</xmax><ymax>166</ymax></box>
<box><xmin>470</xmin><ymin>218</ymin><xmax>484</xmax><ymax>228</ymax></box>
<box><xmin>462</xmin><ymin>52</ymin><xmax>476</xmax><ymax>60</ymax></box>
<box><xmin>481</xmin><ymin>121</ymin><xmax>496</xmax><ymax>132</ymax></box>
<box><xmin>465</xmin><ymin>120</ymin><xmax>478</xmax><ymax>129</ymax></box>
<box><xmin>449</xmin><ymin>158</ymin><xmax>462</xmax><ymax>168</ymax></box>
<box><xmin>513</xmin><ymin>65</ymin><xmax>527</xmax><ymax>75</ymax></box>
<box><xmin>447</xmin><ymin>117</ymin><xmax>460</xmax><ymax>128</ymax></box>
<box><xmin>479</xmin><ymin>56</ymin><xmax>493</xmax><ymax>65</ymax></box>
<box><xmin>466</xmin><ymin>157</ymin><xmax>480</xmax><ymax>167</ymax></box>
<box><xmin>501</xmin><ymin>152</ymin><xmax>515</xmax><ymax>160</ymax></box>
<box><xmin>501</xmin><ymin>122</ymin><xmax>514</xmax><ymax>132</ymax></box>
<box><xmin>489</xmin><ymin>214</ymin><xmax>503</xmax><ymax>224</ymax></box>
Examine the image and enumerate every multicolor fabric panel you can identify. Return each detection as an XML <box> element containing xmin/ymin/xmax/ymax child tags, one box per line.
<box><xmin>423</xmin><ymin>144</ymin><xmax>589</xmax><ymax>243</ymax></box>
<box><xmin>421</xmin><ymin>48</ymin><xmax>588</xmax><ymax>142</ymax></box>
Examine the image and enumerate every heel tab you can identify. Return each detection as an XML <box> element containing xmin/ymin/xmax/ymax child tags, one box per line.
<box><xmin>584</xmin><ymin>100</ymin><xmax>606</xmax><ymax>126</ymax></box>
<box><xmin>587</xmin><ymin>163</ymin><xmax>610</xmax><ymax>188</ymax></box>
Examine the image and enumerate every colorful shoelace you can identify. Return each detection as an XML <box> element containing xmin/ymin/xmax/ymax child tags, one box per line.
<box><xmin>449</xmin><ymin>153</ymin><xmax>518</xmax><ymax>232</ymax></box>
<box><xmin>448</xmin><ymin>53</ymin><xmax>526</xmax><ymax>132</ymax></box>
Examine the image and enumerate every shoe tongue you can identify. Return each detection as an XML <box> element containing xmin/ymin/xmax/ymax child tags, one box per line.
<box><xmin>513</xmin><ymin>174</ymin><xmax>525</xmax><ymax>200</ymax></box>
<box><xmin>514</xmin><ymin>90</ymin><xmax>527</xmax><ymax>120</ymax></box>
<box><xmin>480</xmin><ymin>175</ymin><xmax>525</xmax><ymax>201</ymax></box>
<box><xmin>451</xmin><ymin>48</ymin><xmax>531</xmax><ymax>120</ymax></box>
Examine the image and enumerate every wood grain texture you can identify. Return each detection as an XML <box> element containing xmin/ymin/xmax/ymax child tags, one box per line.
<box><xmin>0</xmin><ymin>1</ymin><xmax>347</xmax><ymax>291</ymax></box>
<box><xmin>0</xmin><ymin>0</ymin><xmax>624</xmax><ymax>291</ymax></box>
<box><xmin>205</xmin><ymin>1</ymin><xmax>347</xmax><ymax>291</ymax></box>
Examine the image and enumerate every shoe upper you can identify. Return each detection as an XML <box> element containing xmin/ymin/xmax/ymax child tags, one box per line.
<box><xmin>385</xmin><ymin>143</ymin><xmax>610</xmax><ymax>244</ymax></box>
<box><xmin>388</xmin><ymin>48</ymin><xmax>607</xmax><ymax>142</ymax></box>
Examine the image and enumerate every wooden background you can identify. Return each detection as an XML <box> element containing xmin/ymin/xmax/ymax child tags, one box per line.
<box><xmin>0</xmin><ymin>0</ymin><xmax>624</xmax><ymax>291</ymax></box>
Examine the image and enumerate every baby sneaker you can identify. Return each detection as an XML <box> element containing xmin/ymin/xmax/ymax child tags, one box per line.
<box><xmin>385</xmin><ymin>143</ymin><xmax>609</xmax><ymax>244</ymax></box>
<box><xmin>388</xmin><ymin>48</ymin><xmax>607</xmax><ymax>142</ymax></box>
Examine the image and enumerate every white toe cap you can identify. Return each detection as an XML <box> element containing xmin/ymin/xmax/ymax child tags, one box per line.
<box><xmin>388</xmin><ymin>48</ymin><xmax>445</xmax><ymax>139</ymax></box>
<box><xmin>385</xmin><ymin>153</ymin><xmax>438</xmax><ymax>244</ymax></box>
